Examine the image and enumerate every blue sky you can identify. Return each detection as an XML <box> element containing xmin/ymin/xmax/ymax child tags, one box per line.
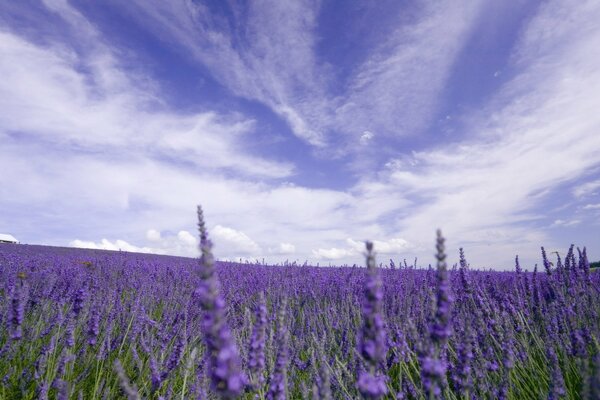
<box><xmin>1</xmin><ymin>0</ymin><xmax>599</xmax><ymax>269</ymax></box>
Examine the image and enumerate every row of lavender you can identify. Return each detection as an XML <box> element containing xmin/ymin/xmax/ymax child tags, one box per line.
<box><xmin>0</xmin><ymin>220</ymin><xmax>598</xmax><ymax>398</ymax></box>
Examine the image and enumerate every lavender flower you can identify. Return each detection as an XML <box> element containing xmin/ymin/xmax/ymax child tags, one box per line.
<box><xmin>87</xmin><ymin>306</ymin><xmax>100</xmax><ymax>346</ymax></box>
<box><xmin>196</xmin><ymin>205</ymin><xmax>246</xmax><ymax>398</ymax></box>
<box><xmin>421</xmin><ymin>230</ymin><xmax>452</xmax><ymax>399</ymax></box>
<box><xmin>541</xmin><ymin>246</ymin><xmax>552</xmax><ymax>275</ymax></box>
<box><xmin>357</xmin><ymin>241</ymin><xmax>388</xmax><ymax>399</ymax></box>
<box><xmin>248</xmin><ymin>292</ymin><xmax>268</xmax><ymax>388</ymax></box>
<box><xmin>451</xmin><ymin>327</ymin><xmax>473</xmax><ymax>397</ymax></box>
<box><xmin>547</xmin><ymin>348</ymin><xmax>566</xmax><ymax>400</ymax></box>
<box><xmin>431</xmin><ymin>231</ymin><xmax>452</xmax><ymax>344</ymax></box>
<box><xmin>73</xmin><ymin>287</ymin><xmax>87</xmax><ymax>317</ymax></box>
<box><xmin>163</xmin><ymin>335</ymin><xmax>185</xmax><ymax>379</ymax></box>
<box><xmin>267</xmin><ymin>300</ymin><xmax>289</xmax><ymax>400</ymax></box>
<box><xmin>150</xmin><ymin>355</ymin><xmax>162</xmax><ymax>393</ymax></box>
<box><xmin>10</xmin><ymin>274</ymin><xmax>28</xmax><ymax>340</ymax></box>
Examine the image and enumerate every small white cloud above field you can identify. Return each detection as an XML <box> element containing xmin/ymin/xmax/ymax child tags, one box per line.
<box><xmin>347</xmin><ymin>238</ymin><xmax>413</xmax><ymax>254</ymax></box>
<box><xmin>312</xmin><ymin>237</ymin><xmax>414</xmax><ymax>261</ymax></box>
<box><xmin>70</xmin><ymin>239</ymin><xmax>161</xmax><ymax>254</ymax></box>
<box><xmin>269</xmin><ymin>242</ymin><xmax>296</xmax><ymax>255</ymax></box>
<box><xmin>177</xmin><ymin>230</ymin><xmax>197</xmax><ymax>246</ymax></box>
<box><xmin>146</xmin><ymin>229</ymin><xmax>161</xmax><ymax>241</ymax></box>
<box><xmin>583</xmin><ymin>203</ymin><xmax>600</xmax><ymax>210</ymax></box>
<box><xmin>311</xmin><ymin>247</ymin><xmax>354</xmax><ymax>260</ymax></box>
<box><xmin>210</xmin><ymin>225</ymin><xmax>261</xmax><ymax>256</ymax></box>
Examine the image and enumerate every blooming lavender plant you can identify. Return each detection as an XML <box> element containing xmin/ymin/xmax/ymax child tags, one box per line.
<box><xmin>357</xmin><ymin>241</ymin><xmax>388</xmax><ymax>399</ymax></box>
<box><xmin>10</xmin><ymin>273</ymin><xmax>28</xmax><ymax>340</ymax></box>
<box><xmin>267</xmin><ymin>300</ymin><xmax>289</xmax><ymax>400</ymax></box>
<box><xmin>420</xmin><ymin>229</ymin><xmax>452</xmax><ymax>399</ymax></box>
<box><xmin>248</xmin><ymin>291</ymin><xmax>268</xmax><ymax>389</ymax></box>
<box><xmin>195</xmin><ymin>205</ymin><xmax>246</xmax><ymax>398</ymax></box>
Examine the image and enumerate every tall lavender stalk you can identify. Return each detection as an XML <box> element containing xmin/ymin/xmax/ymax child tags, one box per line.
<box><xmin>357</xmin><ymin>241</ymin><xmax>388</xmax><ymax>399</ymax></box>
<box><xmin>248</xmin><ymin>292</ymin><xmax>268</xmax><ymax>389</ymax></box>
<box><xmin>421</xmin><ymin>230</ymin><xmax>452</xmax><ymax>399</ymax></box>
<box><xmin>267</xmin><ymin>299</ymin><xmax>289</xmax><ymax>400</ymax></box>
<box><xmin>10</xmin><ymin>273</ymin><xmax>28</xmax><ymax>340</ymax></box>
<box><xmin>195</xmin><ymin>205</ymin><xmax>246</xmax><ymax>398</ymax></box>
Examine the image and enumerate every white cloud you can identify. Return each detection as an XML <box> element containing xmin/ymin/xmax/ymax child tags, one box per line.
<box><xmin>312</xmin><ymin>247</ymin><xmax>354</xmax><ymax>260</ymax></box>
<box><xmin>177</xmin><ymin>230</ymin><xmax>197</xmax><ymax>246</ymax></box>
<box><xmin>111</xmin><ymin>0</ymin><xmax>483</xmax><ymax>151</ymax></box>
<box><xmin>335</xmin><ymin>1</ymin><xmax>483</xmax><ymax>142</ymax></box>
<box><xmin>146</xmin><ymin>229</ymin><xmax>161</xmax><ymax>241</ymax></box>
<box><xmin>70</xmin><ymin>239</ymin><xmax>162</xmax><ymax>254</ymax></box>
<box><xmin>269</xmin><ymin>243</ymin><xmax>296</xmax><ymax>255</ymax></box>
<box><xmin>583</xmin><ymin>203</ymin><xmax>600</xmax><ymax>210</ymax></box>
<box><xmin>359</xmin><ymin>131</ymin><xmax>374</xmax><ymax>145</ymax></box>
<box><xmin>0</xmin><ymin>20</ymin><xmax>293</xmax><ymax>179</ymax></box>
<box><xmin>210</xmin><ymin>225</ymin><xmax>261</xmax><ymax>256</ymax></box>
<box><xmin>552</xmin><ymin>219</ymin><xmax>581</xmax><ymax>227</ymax></box>
<box><xmin>574</xmin><ymin>180</ymin><xmax>600</xmax><ymax>198</ymax></box>
<box><xmin>347</xmin><ymin>238</ymin><xmax>413</xmax><ymax>254</ymax></box>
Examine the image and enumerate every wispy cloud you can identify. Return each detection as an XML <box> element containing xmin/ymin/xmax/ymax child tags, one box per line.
<box><xmin>116</xmin><ymin>0</ymin><xmax>329</xmax><ymax>146</ymax></box>
<box><xmin>334</xmin><ymin>1</ymin><xmax>482</xmax><ymax>143</ymax></box>
<box><xmin>358</xmin><ymin>0</ymin><xmax>600</xmax><ymax>266</ymax></box>
<box><xmin>114</xmin><ymin>0</ymin><xmax>483</xmax><ymax>151</ymax></box>
<box><xmin>0</xmin><ymin>5</ymin><xmax>293</xmax><ymax>179</ymax></box>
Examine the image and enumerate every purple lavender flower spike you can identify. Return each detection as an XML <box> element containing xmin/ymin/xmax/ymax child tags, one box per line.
<box><xmin>421</xmin><ymin>230</ymin><xmax>452</xmax><ymax>399</ymax></box>
<box><xmin>248</xmin><ymin>292</ymin><xmax>268</xmax><ymax>389</ymax></box>
<box><xmin>541</xmin><ymin>246</ymin><xmax>552</xmax><ymax>275</ymax></box>
<box><xmin>547</xmin><ymin>348</ymin><xmax>566</xmax><ymax>400</ymax></box>
<box><xmin>357</xmin><ymin>241</ymin><xmax>388</xmax><ymax>399</ymax></box>
<box><xmin>515</xmin><ymin>255</ymin><xmax>522</xmax><ymax>275</ymax></box>
<box><xmin>267</xmin><ymin>300</ymin><xmax>289</xmax><ymax>400</ymax></box>
<box><xmin>73</xmin><ymin>287</ymin><xmax>87</xmax><ymax>317</ymax></box>
<box><xmin>431</xmin><ymin>230</ymin><xmax>452</xmax><ymax>345</ymax></box>
<box><xmin>87</xmin><ymin>306</ymin><xmax>100</xmax><ymax>346</ymax></box>
<box><xmin>10</xmin><ymin>274</ymin><xmax>28</xmax><ymax>340</ymax></box>
<box><xmin>196</xmin><ymin>205</ymin><xmax>247</xmax><ymax>399</ymax></box>
<box><xmin>451</xmin><ymin>326</ymin><xmax>473</xmax><ymax>398</ymax></box>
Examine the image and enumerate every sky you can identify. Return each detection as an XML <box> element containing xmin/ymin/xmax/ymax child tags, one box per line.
<box><xmin>1</xmin><ymin>0</ymin><xmax>600</xmax><ymax>269</ymax></box>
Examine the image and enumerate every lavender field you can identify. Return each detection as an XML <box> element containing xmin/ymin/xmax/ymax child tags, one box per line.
<box><xmin>0</xmin><ymin>209</ymin><xmax>599</xmax><ymax>400</ymax></box>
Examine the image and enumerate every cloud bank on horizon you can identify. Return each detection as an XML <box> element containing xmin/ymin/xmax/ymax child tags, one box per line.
<box><xmin>1</xmin><ymin>0</ymin><xmax>600</xmax><ymax>269</ymax></box>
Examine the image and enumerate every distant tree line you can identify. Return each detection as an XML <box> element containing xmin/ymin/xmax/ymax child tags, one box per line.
<box><xmin>591</xmin><ymin>261</ymin><xmax>600</xmax><ymax>270</ymax></box>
